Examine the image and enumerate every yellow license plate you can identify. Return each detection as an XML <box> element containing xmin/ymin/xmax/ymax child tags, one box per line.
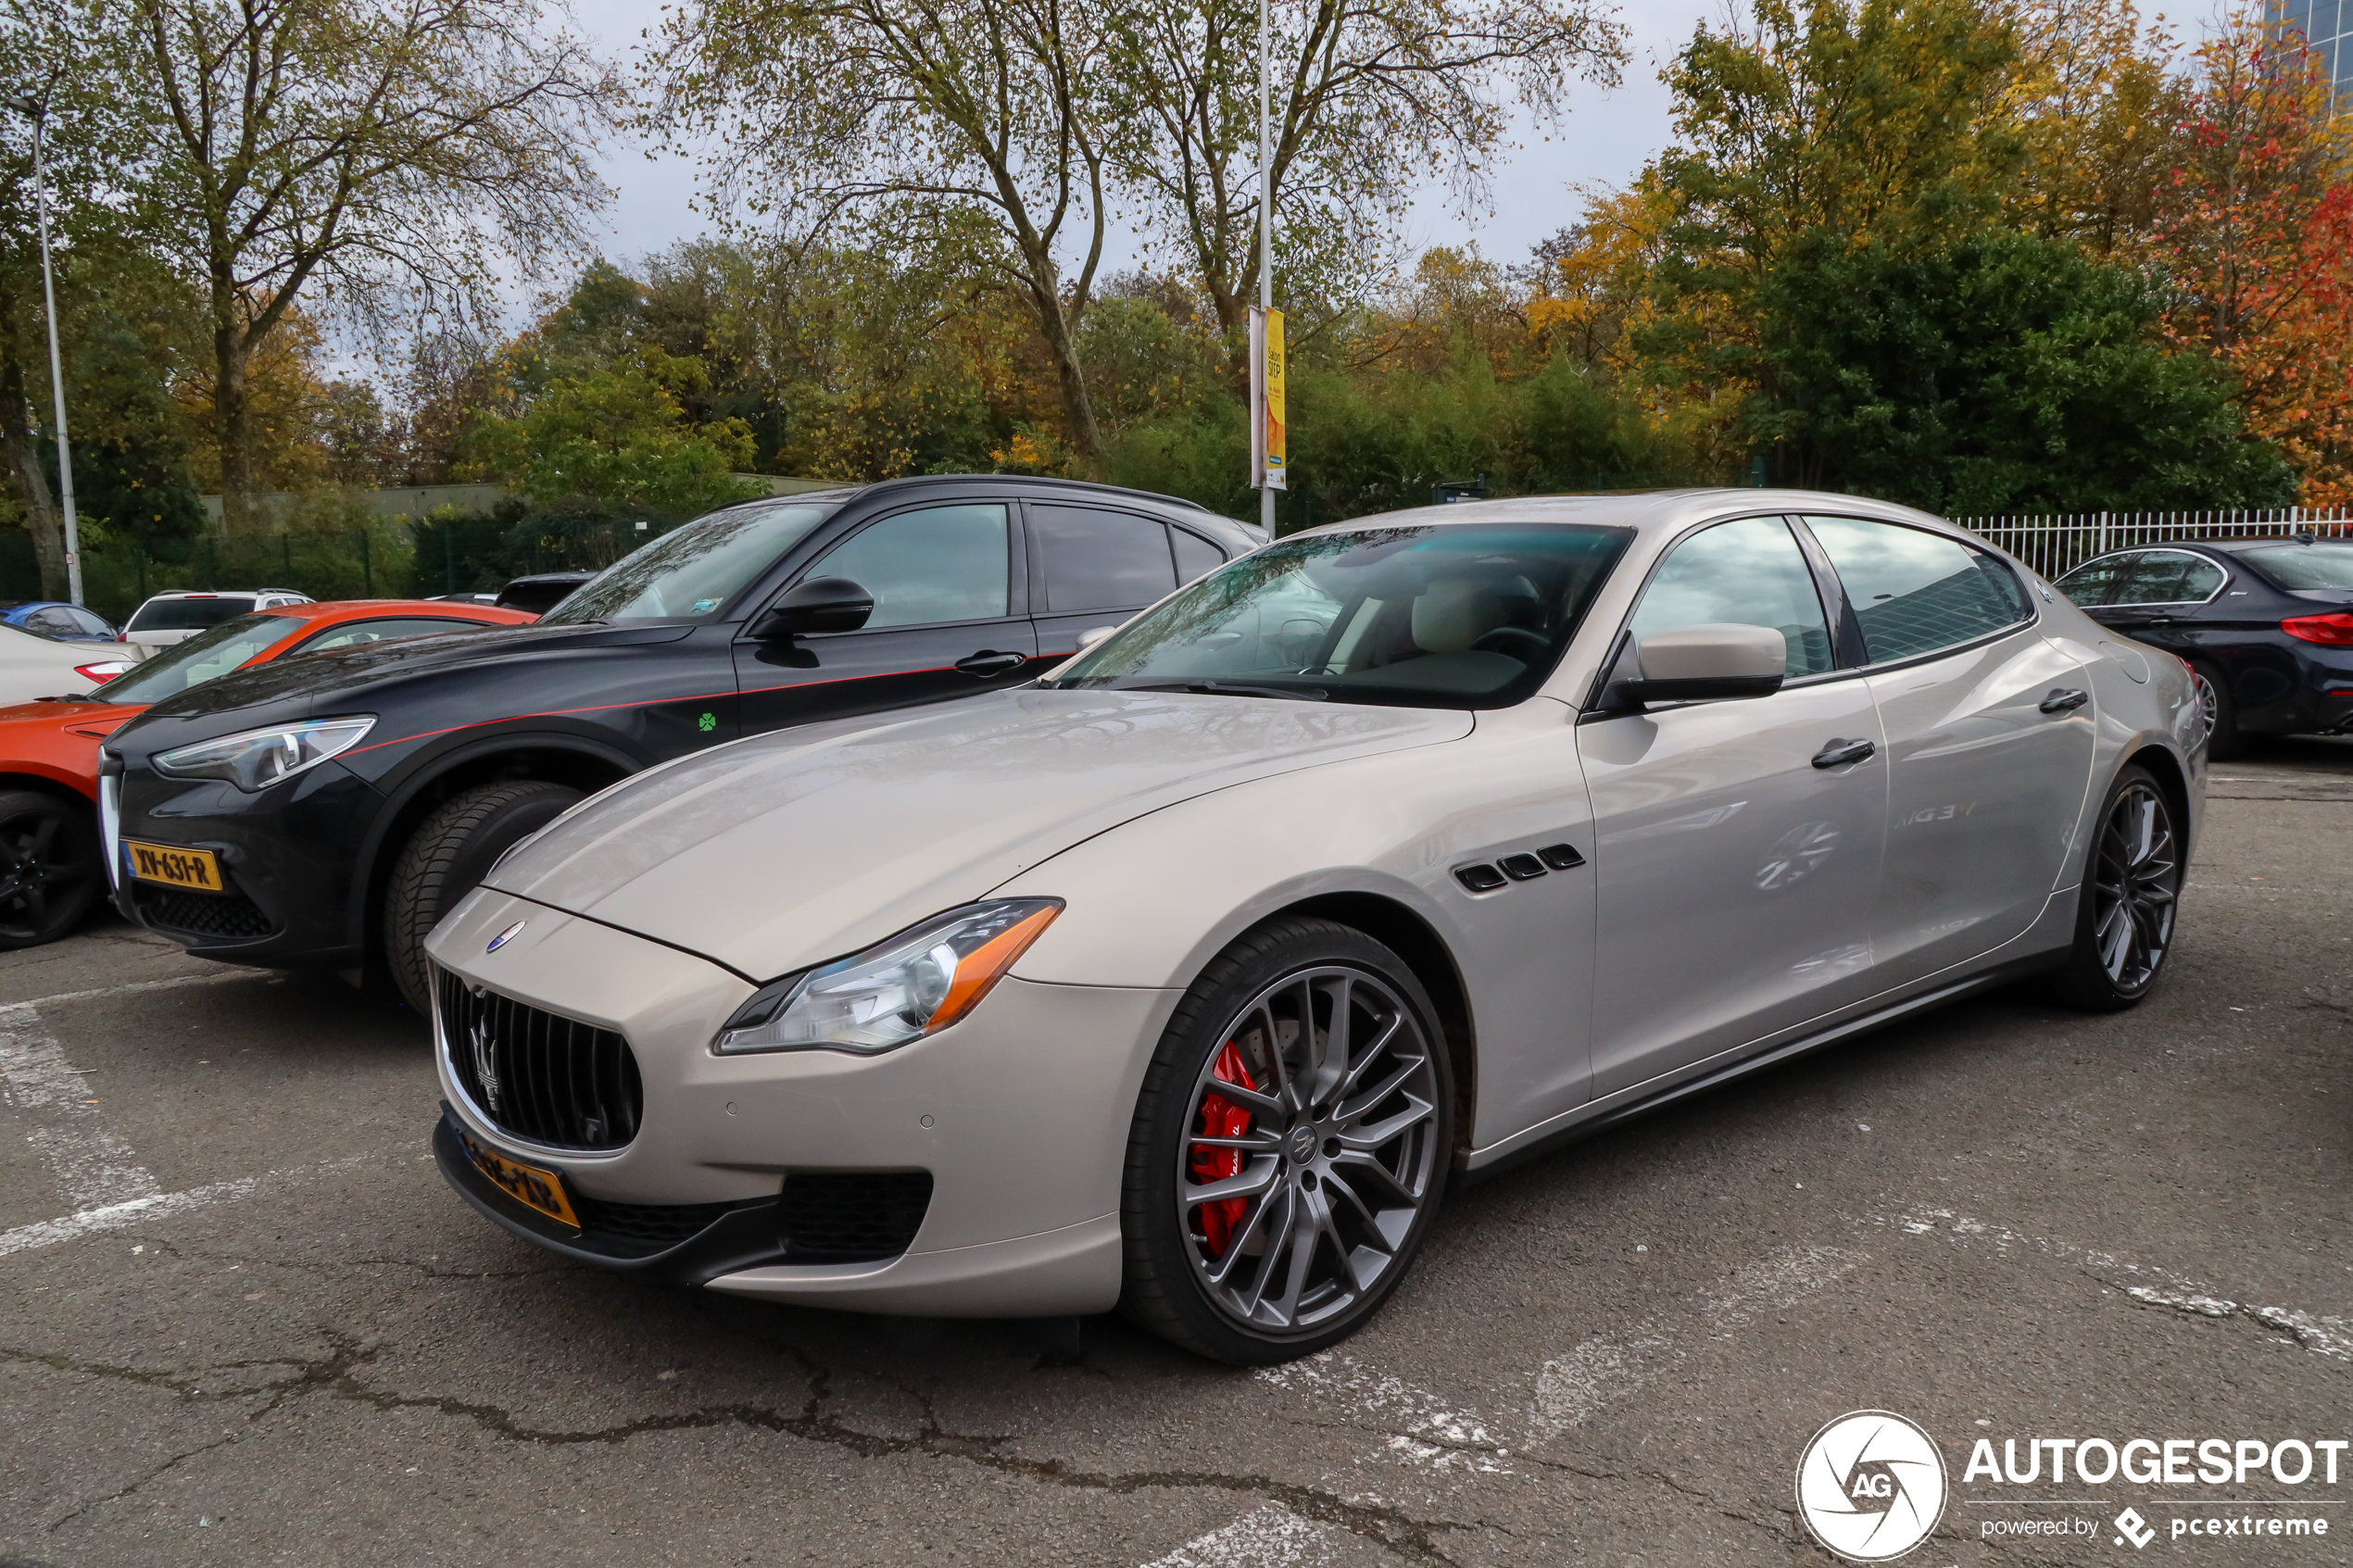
<box><xmin>122</xmin><ymin>838</ymin><xmax>225</xmax><ymax>891</ymax></box>
<box><xmin>463</xmin><ymin>1133</ymin><xmax>581</xmax><ymax>1232</ymax></box>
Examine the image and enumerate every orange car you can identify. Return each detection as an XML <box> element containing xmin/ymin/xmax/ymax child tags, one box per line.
<box><xmin>0</xmin><ymin>598</ymin><xmax>535</xmax><ymax>949</ymax></box>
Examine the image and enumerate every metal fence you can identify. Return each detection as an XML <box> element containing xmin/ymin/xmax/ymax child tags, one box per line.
<box><xmin>1954</xmin><ymin>507</ymin><xmax>2353</xmax><ymax>579</ymax></box>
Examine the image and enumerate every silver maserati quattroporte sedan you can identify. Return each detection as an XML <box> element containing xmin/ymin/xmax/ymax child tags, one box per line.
<box><xmin>423</xmin><ymin>490</ymin><xmax>2201</xmax><ymax>1363</ymax></box>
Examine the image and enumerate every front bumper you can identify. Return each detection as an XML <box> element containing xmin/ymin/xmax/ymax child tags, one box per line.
<box><xmin>107</xmin><ymin>754</ymin><xmax>379</xmax><ymax>966</ymax></box>
<box><xmin>424</xmin><ymin>886</ymin><xmax>1179</xmax><ymax>1317</ymax></box>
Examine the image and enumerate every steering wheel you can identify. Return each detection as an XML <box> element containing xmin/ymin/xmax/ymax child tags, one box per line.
<box><xmin>1470</xmin><ymin>625</ymin><xmax>1550</xmax><ymax>659</ymax></box>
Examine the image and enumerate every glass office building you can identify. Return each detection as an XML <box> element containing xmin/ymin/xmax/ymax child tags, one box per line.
<box><xmin>2279</xmin><ymin>0</ymin><xmax>2350</xmax><ymax>105</ymax></box>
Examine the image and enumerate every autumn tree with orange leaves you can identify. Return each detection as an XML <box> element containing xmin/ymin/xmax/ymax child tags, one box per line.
<box><xmin>2155</xmin><ymin>7</ymin><xmax>2353</xmax><ymax>506</ymax></box>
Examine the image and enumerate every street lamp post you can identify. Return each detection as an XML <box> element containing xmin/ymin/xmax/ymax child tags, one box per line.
<box><xmin>11</xmin><ymin>92</ymin><xmax>83</xmax><ymax>607</ymax></box>
<box><xmin>1258</xmin><ymin>0</ymin><xmax>1273</xmax><ymax>538</ymax></box>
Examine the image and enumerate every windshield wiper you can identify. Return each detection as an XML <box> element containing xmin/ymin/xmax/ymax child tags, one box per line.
<box><xmin>1116</xmin><ymin>679</ymin><xmax>1327</xmax><ymax>701</ymax></box>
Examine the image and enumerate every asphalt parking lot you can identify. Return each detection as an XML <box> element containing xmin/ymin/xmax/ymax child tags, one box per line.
<box><xmin>2</xmin><ymin>746</ymin><xmax>2347</xmax><ymax>1568</ymax></box>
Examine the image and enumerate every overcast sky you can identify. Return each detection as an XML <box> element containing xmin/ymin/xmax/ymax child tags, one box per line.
<box><xmin>560</xmin><ymin>0</ymin><xmax>1718</xmax><ymax>292</ymax></box>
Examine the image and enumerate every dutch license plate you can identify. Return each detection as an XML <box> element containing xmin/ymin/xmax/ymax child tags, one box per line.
<box><xmin>121</xmin><ymin>838</ymin><xmax>225</xmax><ymax>891</ymax></box>
<box><xmin>463</xmin><ymin>1133</ymin><xmax>582</xmax><ymax>1232</ymax></box>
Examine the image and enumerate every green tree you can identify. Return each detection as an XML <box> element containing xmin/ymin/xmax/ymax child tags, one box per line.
<box><xmin>126</xmin><ymin>0</ymin><xmax>624</xmax><ymax>519</ymax></box>
<box><xmin>1745</xmin><ymin>229</ymin><xmax>2291</xmax><ymax>510</ymax></box>
<box><xmin>655</xmin><ymin>0</ymin><xmax>1118</xmax><ymax>455</ymax></box>
<box><xmin>455</xmin><ymin>346</ymin><xmax>761</xmax><ymax>515</ymax></box>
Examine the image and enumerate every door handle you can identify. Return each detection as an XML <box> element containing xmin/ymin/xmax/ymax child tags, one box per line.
<box><xmin>1811</xmin><ymin>737</ymin><xmax>1876</xmax><ymax>769</ymax></box>
<box><xmin>2039</xmin><ymin>687</ymin><xmax>2090</xmax><ymax>714</ymax></box>
<box><xmin>954</xmin><ymin>649</ymin><xmax>1029</xmax><ymax>678</ymax></box>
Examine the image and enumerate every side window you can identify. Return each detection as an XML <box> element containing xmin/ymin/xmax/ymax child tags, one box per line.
<box><xmin>1172</xmin><ymin>527</ymin><xmax>1227</xmax><ymax>584</ymax></box>
<box><xmin>1803</xmin><ymin>516</ymin><xmax>2031</xmax><ymax>664</ymax></box>
<box><xmin>806</xmin><ymin>503</ymin><xmax>1011</xmax><ymax>629</ymax></box>
<box><xmin>2055</xmin><ymin>553</ymin><xmax>2134</xmax><ymax>607</ymax></box>
<box><xmin>1627</xmin><ymin>515</ymin><xmax>1835</xmax><ymax>678</ymax></box>
<box><xmin>296</xmin><ymin>618</ymin><xmax>481</xmax><ymax>653</ymax></box>
<box><xmin>68</xmin><ymin>608</ymin><xmax>112</xmax><ymax>637</ymax></box>
<box><xmin>2115</xmin><ymin>550</ymin><xmax>2225</xmax><ymax>605</ymax></box>
<box><xmin>26</xmin><ymin>608</ymin><xmax>75</xmax><ymax>638</ymax></box>
<box><xmin>1033</xmin><ymin>505</ymin><xmax>1178</xmax><ymax>612</ymax></box>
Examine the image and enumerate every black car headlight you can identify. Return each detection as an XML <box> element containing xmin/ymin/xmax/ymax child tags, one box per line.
<box><xmin>713</xmin><ymin>899</ymin><xmax>1063</xmax><ymax>1056</ymax></box>
<box><xmin>152</xmin><ymin>716</ymin><xmax>376</xmax><ymax>792</ymax></box>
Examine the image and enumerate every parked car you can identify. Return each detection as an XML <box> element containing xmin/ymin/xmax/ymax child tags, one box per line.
<box><xmin>2054</xmin><ymin>533</ymin><xmax>2353</xmax><ymax>758</ymax></box>
<box><xmin>0</xmin><ymin>599</ymin><xmax>120</xmax><ymax>641</ymax></box>
<box><xmin>121</xmin><ymin>589</ymin><xmax>312</xmax><ymax>654</ymax></box>
<box><xmin>495</xmin><ymin>571</ymin><xmax>593</xmax><ymax>615</ymax></box>
<box><xmin>419</xmin><ymin>490</ymin><xmax>2198</xmax><ymax>1361</ymax></box>
<box><xmin>101</xmin><ymin>476</ymin><xmax>1262</xmax><ymax>1007</ymax></box>
<box><xmin>0</xmin><ymin>599</ymin><xmax>533</xmax><ymax>949</ymax></box>
<box><xmin>0</xmin><ymin>621</ymin><xmax>136</xmax><ymax>709</ymax></box>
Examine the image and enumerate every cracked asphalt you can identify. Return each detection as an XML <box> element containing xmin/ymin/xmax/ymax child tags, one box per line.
<box><xmin>1</xmin><ymin>745</ymin><xmax>2347</xmax><ymax>1567</ymax></box>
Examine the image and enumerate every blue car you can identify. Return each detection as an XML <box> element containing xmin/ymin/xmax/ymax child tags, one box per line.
<box><xmin>0</xmin><ymin>599</ymin><xmax>119</xmax><ymax>641</ymax></box>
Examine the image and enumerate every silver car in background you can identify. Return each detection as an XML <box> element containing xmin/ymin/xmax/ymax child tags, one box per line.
<box><xmin>424</xmin><ymin>489</ymin><xmax>2201</xmax><ymax>1363</ymax></box>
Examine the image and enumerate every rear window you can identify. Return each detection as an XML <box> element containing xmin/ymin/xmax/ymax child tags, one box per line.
<box><xmin>97</xmin><ymin>614</ymin><xmax>297</xmax><ymax>704</ymax></box>
<box><xmin>127</xmin><ymin>596</ymin><xmax>256</xmax><ymax>633</ymax></box>
<box><xmin>2237</xmin><ymin>543</ymin><xmax>2353</xmax><ymax>591</ymax></box>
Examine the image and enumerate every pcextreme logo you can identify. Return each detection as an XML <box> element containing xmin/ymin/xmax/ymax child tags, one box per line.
<box><xmin>1797</xmin><ymin>1411</ymin><xmax>1950</xmax><ymax>1562</ymax></box>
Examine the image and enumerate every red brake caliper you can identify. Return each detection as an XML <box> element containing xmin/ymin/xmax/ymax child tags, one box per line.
<box><xmin>1190</xmin><ymin>1040</ymin><xmax>1258</xmax><ymax>1257</ymax></box>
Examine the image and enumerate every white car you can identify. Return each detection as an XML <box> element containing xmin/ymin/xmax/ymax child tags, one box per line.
<box><xmin>425</xmin><ymin>490</ymin><xmax>2201</xmax><ymax>1362</ymax></box>
<box><xmin>0</xmin><ymin>621</ymin><xmax>136</xmax><ymax>705</ymax></box>
<box><xmin>121</xmin><ymin>589</ymin><xmax>311</xmax><ymax>654</ymax></box>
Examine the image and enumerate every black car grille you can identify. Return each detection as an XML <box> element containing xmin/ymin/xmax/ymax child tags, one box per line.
<box><xmin>439</xmin><ymin>967</ymin><xmax>642</xmax><ymax>1151</ymax></box>
<box><xmin>573</xmin><ymin>1195</ymin><xmax>749</xmax><ymax>1259</ymax></box>
<box><xmin>132</xmin><ymin>882</ymin><xmax>275</xmax><ymax>939</ymax></box>
<box><xmin>778</xmin><ymin>1172</ymin><xmax>934</xmax><ymax>1263</ymax></box>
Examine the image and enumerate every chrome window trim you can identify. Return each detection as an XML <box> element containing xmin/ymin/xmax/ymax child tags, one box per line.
<box><xmin>2057</xmin><ymin>547</ymin><xmax>2232</xmax><ymax>608</ymax></box>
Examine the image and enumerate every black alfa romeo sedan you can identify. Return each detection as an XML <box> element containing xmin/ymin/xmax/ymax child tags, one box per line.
<box><xmin>2055</xmin><ymin>532</ymin><xmax>2353</xmax><ymax>758</ymax></box>
<box><xmin>101</xmin><ymin>476</ymin><xmax>1261</xmax><ymax>1007</ymax></box>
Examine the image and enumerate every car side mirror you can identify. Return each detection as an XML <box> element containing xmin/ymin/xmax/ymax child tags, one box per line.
<box><xmin>749</xmin><ymin>577</ymin><xmax>874</xmax><ymax>639</ymax></box>
<box><xmin>1076</xmin><ymin>624</ymin><xmax>1118</xmax><ymax>654</ymax></box>
<box><xmin>1617</xmin><ymin>623</ymin><xmax>1787</xmax><ymax>705</ymax></box>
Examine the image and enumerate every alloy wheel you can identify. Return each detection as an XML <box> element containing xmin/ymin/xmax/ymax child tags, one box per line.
<box><xmin>2190</xmin><ymin>671</ymin><xmax>2221</xmax><ymax>749</ymax></box>
<box><xmin>2089</xmin><ymin>782</ymin><xmax>2178</xmax><ymax>994</ymax></box>
<box><xmin>0</xmin><ymin>805</ymin><xmax>90</xmax><ymax>944</ymax></box>
<box><xmin>1176</xmin><ymin>965</ymin><xmax>1441</xmax><ymax>1333</ymax></box>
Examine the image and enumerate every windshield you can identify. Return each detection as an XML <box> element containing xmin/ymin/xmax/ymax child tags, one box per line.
<box><xmin>2238</xmin><ymin>543</ymin><xmax>2353</xmax><ymax>591</ymax></box>
<box><xmin>127</xmin><ymin>596</ymin><xmax>257</xmax><ymax>633</ymax></box>
<box><xmin>1051</xmin><ymin>522</ymin><xmax>1630</xmax><ymax>708</ymax></box>
<box><xmin>97</xmin><ymin>613</ymin><xmax>297</xmax><ymax>704</ymax></box>
<box><xmin>538</xmin><ymin>503</ymin><xmax>834</xmax><ymax>624</ymax></box>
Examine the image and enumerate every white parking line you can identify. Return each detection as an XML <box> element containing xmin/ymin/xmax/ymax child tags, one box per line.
<box><xmin>1140</xmin><ymin>1505</ymin><xmax>1353</xmax><ymax>1568</ymax></box>
<box><xmin>0</xmin><ymin>1157</ymin><xmax>372</xmax><ymax>1260</ymax></box>
<box><xmin>0</xmin><ymin>969</ymin><xmax>263</xmax><ymax>1016</ymax></box>
<box><xmin>1878</xmin><ymin>1206</ymin><xmax>2352</xmax><ymax>1361</ymax></box>
<box><xmin>1255</xmin><ymin>1349</ymin><xmax>1513</xmax><ymax>1474</ymax></box>
<box><xmin>1531</xmin><ymin>1244</ymin><xmax>1864</xmax><ymax>1436</ymax></box>
<box><xmin>0</xmin><ymin>1021</ymin><xmax>161</xmax><ymax>1210</ymax></box>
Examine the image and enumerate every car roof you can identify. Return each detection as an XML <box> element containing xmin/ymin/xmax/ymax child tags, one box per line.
<box><xmin>711</xmin><ymin>473</ymin><xmax>1223</xmax><ymax>518</ymax></box>
<box><xmin>1284</xmin><ymin>487</ymin><xmax>1960</xmax><ymax>543</ymax></box>
<box><xmin>252</xmin><ymin>598</ymin><xmax>538</xmax><ymax>626</ymax></box>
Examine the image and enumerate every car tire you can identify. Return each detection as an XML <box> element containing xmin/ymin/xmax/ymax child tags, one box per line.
<box><xmin>383</xmin><ymin>781</ymin><xmax>584</xmax><ymax>1011</ymax></box>
<box><xmin>0</xmin><ymin>791</ymin><xmax>100</xmax><ymax>950</ymax></box>
<box><xmin>2189</xmin><ymin>662</ymin><xmax>2247</xmax><ymax>759</ymax></box>
<box><xmin>1118</xmin><ymin>917</ymin><xmax>1454</xmax><ymax>1364</ymax></box>
<box><xmin>2047</xmin><ymin>763</ymin><xmax>2182</xmax><ymax>1012</ymax></box>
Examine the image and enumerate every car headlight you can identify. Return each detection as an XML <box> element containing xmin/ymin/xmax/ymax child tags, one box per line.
<box><xmin>152</xmin><ymin>715</ymin><xmax>376</xmax><ymax>792</ymax></box>
<box><xmin>713</xmin><ymin>898</ymin><xmax>1063</xmax><ymax>1056</ymax></box>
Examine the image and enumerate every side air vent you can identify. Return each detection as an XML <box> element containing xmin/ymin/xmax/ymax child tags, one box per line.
<box><xmin>777</xmin><ymin>1172</ymin><xmax>934</xmax><ymax>1263</ymax></box>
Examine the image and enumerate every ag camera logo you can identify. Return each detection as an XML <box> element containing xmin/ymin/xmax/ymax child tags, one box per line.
<box><xmin>1797</xmin><ymin>1411</ymin><xmax>1949</xmax><ymax>1562</ymax></box>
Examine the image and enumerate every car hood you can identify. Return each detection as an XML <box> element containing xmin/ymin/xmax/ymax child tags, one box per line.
<box><xmin>120</xmin><ymin>621</ymin><xmax>696</xmax><ymax>736</ymax></box>
<box><xmin>484</xmin><ymin>686</ymin><xmax>1471</xmax><ymax>978</ymax></box>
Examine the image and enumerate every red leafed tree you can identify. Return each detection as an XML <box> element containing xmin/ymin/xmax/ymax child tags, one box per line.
<box><xmin>2156</xmin><ymin>7</ymin><xmax>2353</xmax><ymax>507</ymax></box>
